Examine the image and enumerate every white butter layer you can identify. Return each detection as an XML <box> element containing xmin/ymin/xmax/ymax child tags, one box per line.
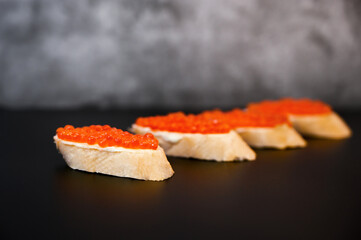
<box><xmin>131</xmin><ymin>124</ymin><xmax>230</xmax><ymax>143</ymax></box>
<box><xmin>54</xmin><ymin>135</ymin><xmax>158</xmax><ymax>152</ymax></box>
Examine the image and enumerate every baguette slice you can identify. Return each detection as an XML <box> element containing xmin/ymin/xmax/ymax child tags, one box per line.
<box><xmin>54</xmin><ymin>136</ymin><xmax>174</xmax><ymax>181</ymax></box>
<box><xmin>289</xmin><ymin>112</ymin><xmax>352</xmax><ymax>139</ymax></box>
<box><xmin>247</xmin><ymin>98</ymin><xmax>352</xmax><ymax>140</ymax></box>
<box><xmin>131</xmin><ymin>125</ymin><xmax>256</xmax><ymax>162</ymax></box>
<box><xmin>198</xmin><ymin>109</ymin><xmax>306</xmax><ymax>149</ymax></box>
<box><xmin>235</xmin><ymin>124</ymin><xmax>306</xmax><ymax>149</ymax></box>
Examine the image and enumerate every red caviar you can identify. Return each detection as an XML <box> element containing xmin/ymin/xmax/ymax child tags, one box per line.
<box><xmin>56</xmin><ymin>125</ymin><xmax>158</xmax><ymax>150</ymax></box>
<box><xmin>247</xmin><ymin>98</ymin><xmax>332</xmax><ymax>116</ymax></box>
<box><xmin>199</xmin><ymin>109</ymin><xmax>291</xmax><ymax>128</ymax></box>
<box><xmin>135</xmin><ymin>112</ymin><xmax>231</xmax><ymax>134</ymax></box>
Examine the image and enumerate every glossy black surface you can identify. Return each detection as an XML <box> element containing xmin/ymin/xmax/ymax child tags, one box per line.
<box><xmin>1</xmin><ymin>109</ymin><xmax>361</xmax><ymax>239</ymax></box>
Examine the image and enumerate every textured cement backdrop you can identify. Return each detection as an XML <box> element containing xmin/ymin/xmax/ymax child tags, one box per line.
<box><xmin>1</xmin><ymin>0</ymin><xmax>361</xmax><ymax>109</ymax></box>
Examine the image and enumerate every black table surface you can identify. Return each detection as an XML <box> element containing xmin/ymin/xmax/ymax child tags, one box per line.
<box><xmin>1</xmin><ymin>109</ymin><xmax>360</xmax><ymax>239</ymax></box>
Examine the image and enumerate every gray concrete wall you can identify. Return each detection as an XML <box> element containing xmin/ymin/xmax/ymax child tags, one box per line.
<box><xmin>1</xmin><ymin>0</ymin><xmax>361</xmax><ymax>109</ymax></box>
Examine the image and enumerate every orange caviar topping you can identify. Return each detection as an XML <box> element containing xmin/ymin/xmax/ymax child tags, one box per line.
<box><xmin>247</xmin><ymin>98</ymin><xmax>332</xmax><ymax>116</ymax></box>
<box><xmin>56</xmin><ymin>125</ymin><xmax>158</xmax><ymax>150</ymax></box>
<box><xmin>199</xmin><ymin>109</ymin><xmax>290</xmax><ymax>128</ymax></box>
<box><xmin>135</xmin><ymin>112</ymin><xmax>231</xmax><ymax>134</ymax></box>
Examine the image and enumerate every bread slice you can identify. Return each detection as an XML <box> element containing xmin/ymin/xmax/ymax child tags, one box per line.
<box><xmin>235</xmin><ymin>124</ymin><xmax>307</xmax><ymax>149</ymax></box>
<box><xmin>54</xmin><ymin>136</ymin><xmax>174</xmax><ymax>181</ymax></box>
<box><xmin>131</xmin><ymin>125</ymin><xmax>256</xmax><ymax>162</ymax></box>
<box><xmin>198</xmin><ymin>109</ymin><xmax>306</xmax><ymax>149</ymax></box>
<box><xmin>289</xmin><ymin>112</ymin><xmax>352</xmax><ymax>139</ymax></box>
<box><xmin>247</xmin><ymin>99</ymin><xmax>352</xmax><ymax>140</ymax></box>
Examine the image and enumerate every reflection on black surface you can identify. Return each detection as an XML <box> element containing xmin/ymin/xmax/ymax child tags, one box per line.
<box><xmin>255</xmin><ymin>137</ymin><xmax>349</xmax><ymax>162</ymax></box>
<box><xmin>302</xmin><ymin>137</ymin><xmax>348</xmax><ymax>152</ymax></box>
<box><xmin>53</xmin><ymin>167</ymin><xmax>170</xmax><ymax>237</ymax></box>
<box><xmin>54</xmin><ymin>167</ymin><xmax>166</xmax><ymax>214</ymax></box>
<box><xmin>169</xmin><ymin>157</ymin><xmax>246</xmax><ymax>184</ymax></box>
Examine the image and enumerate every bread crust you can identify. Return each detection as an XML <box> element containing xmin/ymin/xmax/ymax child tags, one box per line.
<box><xmin>235</xmin><ymin>124</ymin><xmax>306</xmax><ymax>149</ymax></box>
<box><xmin>289</xmin><ymin>112</ymin><xmax>352</xmax><ymax>139</ymax></box>
<box><xmin>54</xmin><ymin>136</ymin><xmax>174</xmax><ymax>181</ymax></box>
<box><xmin>131</xmin><ymin>125</ymin><xmax>256</xmax><ymax>162</ymax></box>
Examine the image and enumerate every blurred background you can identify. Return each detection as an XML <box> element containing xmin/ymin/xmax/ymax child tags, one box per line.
<box><xmin>0</xmin><ymin>0</ymin><xmax>360</xmax><ymax>110</ymax></box>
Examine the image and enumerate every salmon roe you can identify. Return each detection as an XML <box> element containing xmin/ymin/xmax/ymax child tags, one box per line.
<box><xmin>199</xmin><ymin>109</ymin><xmax>291</xmax><ymax>128</ymax></box>
<box><xmin>135</xmin><ymin>112</ymin><xmax>231</xmax><ymax>134</ymax></box>
<box><xmin>56</xmin><ymin>125</ymin><xmax>158</xmax><ymax>150</ymax></box>
<box><xmin>247</xmin><ymin>98</ymin><xmax>332</xmax><ymax>116</ymax></box>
